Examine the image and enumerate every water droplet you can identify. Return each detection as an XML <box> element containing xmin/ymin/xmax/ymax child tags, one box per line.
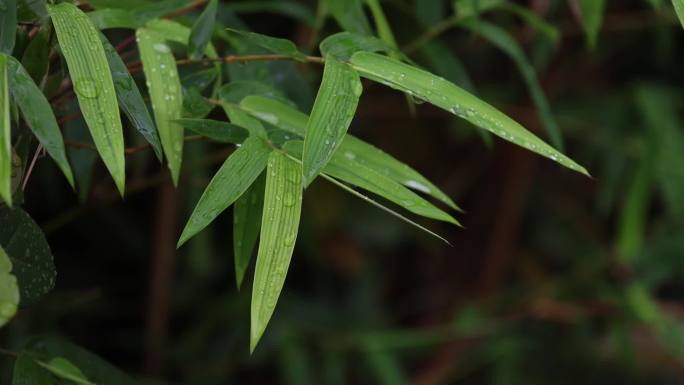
<box><xmin>283</xmin><ymin>192</ymin><xmax>295</xmax><ymax>207</ymax></box>
<box><xmin>283</xmin><ymin>232</ymin><xmax>296</xmax><ymax>246</ymax></box>
<box><xmin>74</xmin><ymin>78</ymin><xmax>99</xmax><ymax>99</ymax></box>
<box><xmin>153</xmin><ymin>43</ymin><xmax>170</xmax><ymax>53</ymax></box>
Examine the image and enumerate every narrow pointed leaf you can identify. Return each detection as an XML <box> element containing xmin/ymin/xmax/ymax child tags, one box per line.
<box><xmin>577</xmin><ymin>0</ymin><xmax>606</xmax><ymax>48</ymax></box>
<box><xmin>99</xmin><ymin>33</ymin><xmax>163</xmax><ymax>160</ymax></box>
<box><xmin>0</xmin><ymin>55</ymin><xmax>10</xmax><ymax>206</ymax></box>
<box><xmin>287</xmin><ymin>141</ymin><xmax>458</xmax><ymax>224</ymax></box>
<box><xmin>0</xmin><ymin>245</ymin><xmax>19</xmax><ymax>328</ymax></box>
<box><xmin>178</xmin><ymin>137</ymin><xmax>272</xmax><ymax>247</ymax></box>
<box><xmin>88</xmin><ymin>8</ymin><xmax>142</xmax><ymax>30</ymax></box>
<box><xmin>674</xmin><ymin>0</ymin><xmax>684</xmax><ymax>28</ymax></box>
<box><xmin>49</xmin><ymin>2</ymin><xmax>125</xmax><ymax>194</ymax></box>
<box><xmin>325</xmin><ymin>0</ymin><xmax>373</xmax><ymax>35</ymax></box>
<box><xmin>12</xmin><ymin>352</ymin><xmax>53</xmax><ymax>385</ymax></box>
<box><xmin>137</xmin><ymin>28</ymin><xmax>184</xmax><ymax>184</ymax></box>
<box><xmin>225</xmin><ymin>1</ymin><xmax>316</xmax><ymax>25</ymax></box>
<box><xmin>189</xmin><ymin>0</ymin><xmax>218</xmax><ymax>59</ymax></box>
<box><xmin>4</xmin><ymin>55</ymin><xmax>74</xmax><ymax>187</ymax></box>
<box><xmin>234</xmin><ymin>172</ymin><xmax>265</xmax><ymax>289</ymax></box>
<box><xmin>240</xmin><ymin>95</ymin><xmax>459</xmax><ymax>209</ymax></box>
<box><xmin>320</xmin><ymin>31</ymin><xmax>392</xmax><ymax>60</ymax></box>
<box><xmin>20</xmin><ymin>23</ymin><xmax>51</xmax><ymax>86</ymax></box>
<box><xmin>0</xmin><ymin>0</ymin><xmax>16</xmax><ymax>54</ymax></box>
<box><xmin>458</xmin><ymin>20</ymin><xmax>563</xmax><ymax>150</ymax></box>
<box><xmin>303</xmin><ymin>56</ymin><xmax>362</xmax><ymax>186</ymax></box>
<box><xmin>226</xmin><ymin>28</ymin><xmax>307</xmax><ymax>61</ymax></box>
<box><xmin>144</xmin><ymin>19</ymin><xmax>219</xmax><ymax>58</ymax></box>
<box><xmin>251</xmin><ymin>151</ymin><xmax>303</xmax><ymax>352</ymax></box>
<box><xmin>365</xmin><ymin>0</ymin><xmax>399</xmax><ymax>49</ymax></box>
<box><xmin>349</xmin><ymin>52</ymin><xmax>588</xmax><ymax>175</ymax></box>
<box><xmin>174</xmin><ymin>118</ymin><xmax>248</xmax><ymax>144</ymax></box>
<box><xmin>38</xmin><ymin>357</ymin><xmax>94</xmax><ymax>385</ymax></box>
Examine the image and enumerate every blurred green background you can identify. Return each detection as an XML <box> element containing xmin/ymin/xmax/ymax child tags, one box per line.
<box><xmin>3</xmin><ymin>0</ymin><xmax>684</xmax><ymax>384</ymax></box>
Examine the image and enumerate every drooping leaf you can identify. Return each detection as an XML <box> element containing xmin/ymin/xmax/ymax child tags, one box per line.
<box><xmin>458</xmin><ymin>20</ymin><xmax>563</xmax><ymax>150</ymax></box>
<box><xmin>0</xmin><ymin>206</ymin><xmax>56</xmax><ymax>305</ymax></box>
<box><xmin>38</xmin><ymin>357</ymin><xmax>94</xmax><ymax>385</ymax></box>
<box><xmin>24</xmin><ymin>336</ymin><xmax>141</xmax><ymax>385</ymax></box>
<box><xmin>239</xmin><ymin>95</ymin><xmax>460</xmax><ymax>209</ymax></box>
<box><xmin>219</xmin><ymin>80</ymin><xmax>293</xmax><ymax>106</ymax></box>
<box><xmin>250</xmin><ymin>151</ymin><xmax>303</xmax><ymax>352</ymax></box>
<box><xmin>20</xmin><ymin>22</ymin><xmax>51</xmax><ymax>86</ymax></box>
<box><xmin>0</xmin><ymin>55</ymin><xmax>10</xmax><ymax>206</ymax></box>
<box><xmin>48</xmin><ymin>2</ymin><xmax>125</xmax><ymax>194</ymax></box>
<box><xmin>12</xmin><ymin>352</ymin><xmax>52</xmax><ymax>385</ymax></box>
<box><xmin>0</xmin><ymin>0</ymin><xmax>17</xmax><ymax>54</ymax></box>
<box><xmin>320</xmin><ymin>31</ymin><xmax>392</xmax><ymax>61</ymax></box>
<box><xmin>577</xmin><ymin>0</ymin><xmax>606</xmax><ymax>48</ymax></box>
<box><xmin>0</xmin><ymin>245</ymin><xmax>19</xmax><ymax>328</ymax></box>
<box><xmin>181</xmin><ymin>68</ymin><xmax>218</xmax><ymax>92</ymax></box>
<box><xmin>4</xmin><ymin>54</ymin><xmax>74</xmax><ymax>187</ymax></box>
<box><xmin>226</xmin><ymin>28</ymin><xmax>307</xmax><ymax>61</ymax></box>
<box><xmin>234</xmin><ymin>172</ymin><xmax>265</xmax><ymax>289</ymax></box>
<box><xmin>88</xmin><ymin>8</ymin><xmax>142</xmax><ymax>30</ymax></box>
<box><xmin>189</xmin><ymin>0</ymin><xmax>218</xmax><ymax>59</ymax></box>
<box><xmin>178</xmin><ymin>137</ymin><xmax>272</xmax><ymax>247</ymax></box>
<box><xmin>137</xmin><ymin>27</ymin><xmax>184</xmax><ymax>184</ymax></box>
<box><xmin>99</xmin><ymin>33</ymin><xmax>163</xmax><ymax>160</ymax></box>
<box><xmin>302</xmin><ymin>56</ymin><xmax>362</xmax><ymax>186</ymax></box>
<box><xmin>286</xmin><ymin>141</ymin><xmax>459</xmax><ymax>224</ymax></box>
<box><xmin>174</xmin><ymin>118</ymin><xmax>248</xmax><ymax>144</ymax></box>
<box><xmin>673</xmin><ymin>0</ymin><xmax>684</xmax><ymax>28</ymax></box>
<box><xmin>144</xmin><ymin>19</ymin><xmax>219</xmax><ymax>58</ymax></box>
<box><xmin>182</xmin><ymin>87</ymin><xmax>214</xmax><ymax>118</ymax></box>
<box><xmin>325</xmin><ymin>0</ymin><xmax>373</xmax><ymax>35</ymax></box>
<box><xmin>134</xmin><ymin>0</ymin><xmax>194</xmax><ymax>20</ymax></box>
<box><xmin>364</xmin><ymin>0</ymin><xmax>399</xmax><ymax>49</ymax></box>
<box><xmin>349</xmin><ymin>52</ymin><xmax>588</xmax><ymax>175</ymax></box>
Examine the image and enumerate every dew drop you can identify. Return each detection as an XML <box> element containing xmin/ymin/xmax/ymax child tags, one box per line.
<box><xmin>74</xmin><ymin>78</ymin><xmax>99</xmax><ymax>99</ymax></box>
<box><xmin>153</xmin><ymin>43</ymin><xmax>171</xmax><ymax>53</ymax></box>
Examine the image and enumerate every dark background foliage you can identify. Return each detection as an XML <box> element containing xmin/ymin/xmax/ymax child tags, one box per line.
<box><xmin>3</xmin><ymin>0</ymin><xmax>684</xmax><ymax>384</ymax></box>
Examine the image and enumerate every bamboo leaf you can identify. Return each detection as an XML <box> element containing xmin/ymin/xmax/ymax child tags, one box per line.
<box><xmin>302</xmin><ymin>56</ymin><xmax>362</xmax><ymax>186</ymax></box>
<box><xmin>99</xmin><ymin>33</ymin><xmax>163</xmax><ymax>160</ymax></box>
<box><xmin>88</xmin><ymin>8</ymin><xmax>142</xmax><ymax>30</ymax></box>
<box><xmin>458</xmin><ymin>19</ymin><xmax>563</xmax><ymax>150</ymax></box>
<box><xmin>320</xmin><ymin>31</ymin><xmax>392</xmax><ymax>60</ymax></box>
<box><xmin>577</xmin><ymin>0</ymin><xmax>606</xmax><ymax>48</ymax></box>
<box><xmin>239</xmin><ymin>95</ymin><xmax>459</xmax><ymax>209</ymax></box>
<box><xmin>325</xmin><ymin>0</ymin><xmax>373</xmax><ymax>35</ymax></box>
<box><xmin>365</xmin><ymin>0</ymin><xmax>399</xmax><ymax>49</ymax></box>
<box><xmin>49</xmin><ymin>2</ymin><xmax>125</xmax><ymax>195</ymax></box>
<box><xmin>174</xmin><ymin>118</ymin><xmax>248</xmax><ymax>144</ymax></box>
<box><xmin>349</xmin><ymin>52</ymin><xmax>588</xmax><ymax>175</ymax></box>
<box><xmin>189</xmin><ymin>0</ymin><xmax>218</xmax><ymax>59</ymax></box>
<box><xmin>178</xmin><ymin>137</ymin><xmax>272</xmax><ymax>247</ymax></box>
<box><xmin>0</xmin><ymin>0</ymin><xmax>16</xmax><ymax>54</ymax></box>
<box><xmin>4</xmin><ymin>54</ymin><xmax>74</xmax><ymax>187</ymax></box>
<box><xmin>144</xmin><ymin>19</ymin><xmax>219</xmax><ymax>58</ymax></box>
<box><xmin>286</xmin><ymin>141</ymin><xmax>459</xmax><ymax>225</ymax></box>
<box><xmin>674</xmin><ymin>0</ymin><xmax>684</xmax><ymax>28</ymax></box>
<box><xmin>234</xmin><ymin>172</ymin><xmax>265</xmax><ymax>289</ymax></box>
<box><xmin>251</xmin><ymin>151</ymin><xmax>303</xmax><ymax>352</ymax></box>
<box><xmin>137</xmin><ymin>27</ymin><xmax>184</xmax><ymax>185</ymax></box>
<box><xmin>226</xmin><ymin>28</ymin><xmax>307</xmax><ymax>61</ymax></box>
<box><xmin>224</xmin><ymin>1</ymin><xmax>316</xmax><ymax>25</ymax></box>
<box><xmin>20</xmin><ymin>22</ymin><xmax>51</xmax><ymax>86</ymax></box>
<box><xmin>219</xmin><ymin>80</ymin><xmax>293</xmax><ymax>106</ymax></box>
<box><xmin>0</xmin><ymin>245</ymin><xmax>19</xmax><ymax>328</ymax></box>
<box><xmin>38</xmin><ymin>357</ymin><xmax>94</xmax><ymax>385</ymax></box>
<box><xmin>12</xmin><ymin>352</ymin><xmax>53</xmax><ymax>385</ymax></box>
<box><xmin>0</xmin><ymin>55</ymin><xmax>10</xmax><ymax>206</ymax></box>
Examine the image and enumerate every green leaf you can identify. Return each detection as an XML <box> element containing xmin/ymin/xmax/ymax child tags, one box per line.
<box><xmin>0</xmin><ymin>206</ymin><xmax>56</xmax><ymax>305</ymax></box>
<box><xmin>219</xmin><ymin>80</ymin><xmax>293</xmax><ymax>106</ymax></box>
<box><xmin>38</xmin><ymin>357</ymin><xmax>95</xmax><ymax>385</ymax></box>
<box><xmin>234</xmin><ymin>172</ymin><xmax>265</xmax><ymax>289</ymax></box>
<box><xmin>0</xmin><ymin>55</ymin><xmax>10</xmax><ymax>206</ymax></box>
<box><xmin>364</xmin><ymin>0</ymin><xmax>399</xmax><ymax>49</ymax></box>
<box><xmin>325</xmin><ymin>0</ymin><xmax>373</xmax><ymax>35</ymax></box>
<box><xmin>99</xmin><ymin>33</ymin><xmax>163</xmax><ymax>160</ymax></box>
<box><xmin>182</xmin><ymin>87</ymin><xmax>214</xmax><ymax>118</ymax></box>
<box><xmin>20</xmin><ymin>22</ymin><xmax>51</xmax><ymax>86</ymax></box>
<box><xmin>144</xmin><ymin>19</ymin><xmax>219</xmax><ymax>58</ymax></box>
<box><xmin>320</xmin><ymin>31</ymin><xmax>392</xmax><ymax>61</ymax></box>
<box><xmin>250</xmin><ymin>151</ymin><xmax>303</xmax><ymax>352</ymax></box>
<box><xmin>181</xmin><ymin>68</ymin><xmax>218</xmax><ymax>92</ymax></box>
<box><xmin>302</xmin><ymin>56</ymin><xmax>362</xmax><ymax>186</ymax></box>
<box><xmin>12</xmin><ymin>352</ymin><xmax>52</xmax><ymax>385</ymax></box>
<box><xmin>349</xmin><ymin>52</ymin><xmax>588</xmax><ymax>175</ymax></box>
<box><xmin>577</xmin><ymin>0</ymin><xmax>606</xmax><ymax>48</ymax></box>
<box><xmin>24</xmin><ymin>336</ymin><xmax>141</xmax><ymax>385</ymax></box>
<box><xmin>174</xmin><ymin>118</ymin><xmax>248</xmax><ymax>144</ymax></box>
<box><xmin>239</xmin><ymin>95</ymin><xmax>460</xmax><ymax>209</ymax></box>
<box><xmin>673</xmin><ymin>0</ymin><xmax>684</xmax><ymax>28</ymax></box>
<box><xmin>188</xmin><ymin>0</ymin><xmax>218</xmax><ymax>59</ymax></box>
<box><xmin>0</xmin><ymin>245</ymin><xmax>19</xmax><ymax>328</ymax></box>
<box><xmin>0</xmin><ymin>0</ymin><xmax>16</xmax><ymax>54</ymax></box>
<box><xmin>286</xmin><ymin>141</ymin><xmax>459</xmax><ymax>224</ymax></box>
<box><xmin>137</xmin><ymin>27</ymin><xmax>184</xmax><ymax>185</ymax></box>
<box><xmin>88</xmin><ymin>8</ymin><xmax>142</xmax><ymax>30</ymax></box>
<box><xmin>4</xmin><ymin>54</ymin><xmax>74</xmax><ymax>187</ymax></box>
<box><xmin>49</xmin><ymin>2</ymin><xmax>125</xmax><ymax>195</ymax></box>
<box><xmin>226</xmin><ymin>28</ymin><xmax>307</xmax><ymax>61</ymax></box>
<box><xmin>457</xmin><ymin>19</ymin><xmax>563</xmax><ymax>150</ymax></box>
<box><xmin>224</xmin><ymin>1</ymin><xmax>316</xmax><ymax>25</ymax></box>
<box><xmin>178</xmin><ymin>136</ymin><xmax>272</xmax><ymax>247</ymax></box>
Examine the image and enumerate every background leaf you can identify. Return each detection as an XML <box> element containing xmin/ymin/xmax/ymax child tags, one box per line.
<box><xmin>577</xmin><ymin>0</ymin><xmax>606</xmax><ymax>48</ymax></box>
<box><xmin>38</xmin><ymin>357</ymin><xmax>94</xmax><ymax>385</ymax></box>
<box><xmin>234</xmin><ymin>172</ymin><xmax>265</xmax><ymax>289</ymax></box>
<box><xmin>0</xmin><ymin>54</ymin><xmax>10</xmax><ymax>206</ymax></box>
<box><xmin>188</xmin><ymin>0</ymin><xmax>218</xmax><ymax>59</ymax></box>
<box><xmin>325</xmin><ymin>0</ymin><xmax>373</xmax><ymax>35</ymax></box>
<box><xmin>174</xmin><ymin>118</ymin><xmax>248</xmax><ymax>144</ymax></box>
<box><xmin>0</xmin><ymin>0</ymin><xmax>16</xmax><ymax>54</ymax></box>
<box><xmin>12</xmin><ymin>352</ymin><xmax>52</xmax><ymax>385</ymax></box>
<box><xmin>0</xmin><ymin>245</ymin><xmax>19</xmax><ymax>328</ymax></box>
<box><xmin>226</xmin><ymin>28</ymin><xmax>307</xmax><ymax>61</ymax></box>
<box><xmin>674</xmin><ymin>0</ymin><xmax>684</xmax><ymax>28</ymax></box>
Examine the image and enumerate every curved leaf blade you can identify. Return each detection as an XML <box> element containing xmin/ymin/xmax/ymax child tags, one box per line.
<box><xmin>38</xmin><ymin>357</ymin><xmax>94</xmax><ymax>385</ymax></box>
<box><xmin>0</xmin><ymin>245</ymin><xmax>19</xmax><ymax>328</ymax></box>
<box><xmin>88</xmin><ymin>8</ymin><xmax>142</xmax><ymax>30</ymax></box>
<box><xmin>349</xmin><ymin>52</ymin><xmax>588</xmax><ymax>175</ymax></box>
<box><xmin>137</xmin><ymin>28</ymin><xmax>184</xmax><ymax>184</ymax></box>
<box><xmin>178</xmin><ymin>137</ymin><xmax>271</xmax><ymax>247</ymax></box>
<box><xmin>226</xmin><ymin>28</ymin><xmax>307</xmax><ymax>61</ymax></box>
<box><xmin>12</xmin><ymin>352</ymin><xmax>53</xmax><ymax>385</ymax></box>
<box><xmin>0</xmin><ymin>0</ymin><xmax>16</xmax><ymax>54</ymax></box>
<box><xmin>49</xmin><ymin>2</ymin><xmax>125</xmax><ymax>194</ymax></box>
<box><xmin>0</xmin><ymin>55</ymin><xmax>10</xmax><ymax>206</ymax></box>
<box><xmin>234</xmin><ymin>172</ymin><xmax>265</xmax><ymax>289</ymax></box>
<box><xmin>251</xmin><ymin>151</ymin><xmax>303</xmax><ymax>352</ymax></box>
<box><xmin>189</xmin><ymin>0</ymin><xmax>218</xmax><ymax>59</ymax></box>
<box><xmin>302</xmin><ymin>56</ymin><xmax>362</xmax><ymax>186</ymax></box>
<box><xmin>674</xmin><ymin>0</ymin><xmax>684</xmax><ymax>28</ymax></box>
<box><xmin>577</xmin><ymin>0</ymin><xmax>606</xmax><ymax>48</ymax></box>
<box><xmin>174</xmin><ymin>118</ymin><xmax>248</xmax><ymax>144</ymax></box>
<box><xmin>320</xmin><ymin>31</ymin><xmax>393</xmax><ymax>61</ymax></box>
<box><xmin>4</xmin><ymin>54</ymin><xmax>74</xmax><ymax>187</ymax></box>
